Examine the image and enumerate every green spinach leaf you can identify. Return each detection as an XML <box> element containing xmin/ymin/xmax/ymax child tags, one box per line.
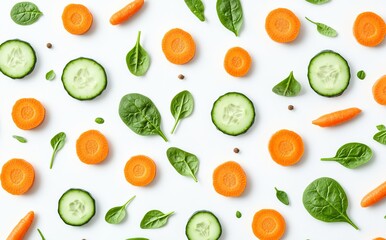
<box><xmin>95</xmin><ymin>117</ymin><xmax>105</xmax><ymax>124</ymax></box>
<box><xmin>119</xmin><ymin>93</ymin><xmax>168</xmax><ymax>142</ymax></box>
<box><xmin>305</xmin><ymin>0</ymin><xmax>331</xmax><ymax>5</ymax></box>
<box><xmin>170</xmin><ymin>90</ymin><xmax>194</xmax><ymax>134</ymax></box>
<box><xmin>236</xmin><ymin>211</ymin><xmax>242</xmax><ymax>218</ymax></box>
<box><xmin>13</xmin><ymin>135</ymin><xmax>27</xmax><ymax>143</ymax></box>
<box><xmin>321</xmin><ymin>142</ymin><xmax>372</xmax><ymax>169</ymax></box>
<box><xmin>166</xmin><ymin>147</ymin><xmax>199</xmax><ymax>182</ymax></box>
<box><xmin>216</xmin><ymin>0</ymin><xmax>243</xmax><ymax>36</ymax></box>
<box><xmin>105</xmin><ymin>195</ymin><xmax>136</xmax><ymax>224</ymax></box>
<box><xmin>305</xmin><ymin>17</ymin><xmax>337</xmax><ymax>37</ymax></box>
<box><xmin>45</xmin><ymin>70</ymin><xmax>56</xmax><ymax>81</ymax></box>
<box><xmin>10</xmin><ymin>2</ymin><xmax>43</xmax><ymax>25</ymax></box>
<box><xmin>373</xmin><ymin>124</ymin><xmax>386</xmax><ymax>145</ymax></box>
<box><xmin>303</xmin><ymin>177</ymin><xmax>359</xmax><ymax>230</ymax></box>
<box><xmin>50</xmin><ymin>132</ymin><xmax>66</xmax><ymax>169</ymax></box>
<box><xmin>184</xmin><ymin>0</ymin><xmax>205</xmax><ymax>21</ymax></box>
<box><xmin>275</xmin><ymin>187</ymin><xmax>289</xmax><ymax>205</ymax></box>
<box><xmin>140</xmin><ymin>210</ymin><xmax>174</xmax><ymax>229</ymax></box>
<box><xmin>272</xmin><ymin>71</ymin><xmax>301</xmax><ymax>97</ymax></box>
<box><xmin>126</xmin><ymin>31</ymin><xmax>150</xmax><ymax>76</ymax></box>
<box><xmin>357</xmin><ymin>70</ymin><xmax>366</xmax><ymax>80</ymax></box>
<box><xmin>37</xmin><ymin>228</ymin><xmax>46</xmax><ymax>240</ymax></box>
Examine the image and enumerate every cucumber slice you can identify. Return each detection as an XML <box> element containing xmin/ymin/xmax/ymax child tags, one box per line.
<box><xmin>308</xmin><ymin>50</ymin><xmax>351</xmax><ymax>97</ymax></box>
<box><xmin>211</xmin><ymin>92</ymin><xmax>255</xmax><ymax>136</ymax></box>
<box><xmin>186</xmin><ymin>210</ymin><xmax>222</xmax><ymax>240</ymax></box>
<box><xmin>58</xmin><ymin>188</ymin><xmax>96</xmax><ymax>226</ymax></box>
<box><xmin>0</xmin><ymin>39</ymin><xmax>36</xmax><ymax>79</ymax></box>
<box><xmin>61</xmin><ymin>57</ymin><xmax>107</xmax><ymax>100</ymax></box>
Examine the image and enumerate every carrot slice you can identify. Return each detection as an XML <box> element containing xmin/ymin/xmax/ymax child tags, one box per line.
<box><xmin>224</xmin><ymin>47</ymin><xmax>252</xmax><ymax>77</ymax></box>
<box><xmin>12</xmin><ymin>98</ymin><xmax>45</xmax><ymax>130</ymax></box>
<box><xmin>361</xmin><ymin>181</ymin><xmax>386</xmax><ymax>207</ymax></box>
<box><xmin>162</xmin><ymin>28</ymin><xmax>196</xmax><ymax>65</ymax></box>
<box><xmin>1</xmin><ymin>158</ymin><xmax>35</xmax><ymax>195</ymax></box>
<box><xmin>124</xmin><ymin>155</ymin><xmax>156</xmax><ymax>186</ymax></box>
<box><xmin>265</xmin><ymin>8</ymin><xmax>301</xmax><ymax>43</ymax></box>
<box><xmin>76</xmin><ymin>130</ymin><xmax>109</xmax><ymax>164</ymax></box>
<box><xmin>252</xmin><ymin>209</ymin><xmax>286</xmax><ymax>240</ymax></box>
<box><xmin>212</xmin><ymin>161</ymin><xmax>247</xmax><ymax>197</ymax></box>
<box><xmin>353</xmin><ymin>12</ymin><xmax>386</xmax><ymax>47</ymax></box>
<box><xmin>6</xmin><ymin>211</ymin><xmax>34</xmax><ymax>240</ymax></box>
<box><xmin>110</xmin><ymin>0</ymin><xmax>144</xmax><ymax>25</ymax></box>
<box><xmin>268</xmin><ymin>129</ymin><xmax>304</xmax><ymax>166</ymax></box>
<box><xmin>373</xmin><ymin>238</ymin><xmax>386</xmax><ymax>240</ymax></box>
<box><xmin>62</xmin><ymin>4</ymin><xmax>93</xmax><ymax>35</ymax></box>
<box><xmin>373</xmin><ymin>75</ymin><xmax>386</xmax><ymax>105</ymax></box>
<box><xmin>312</xmin><ymin>107</ymin><xmax>362</xmax><ymax>127</ymax></box>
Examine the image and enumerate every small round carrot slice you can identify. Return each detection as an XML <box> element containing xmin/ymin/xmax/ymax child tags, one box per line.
<box><xmin>212</xmin><ymin>161</ymin><xmax>247</xmax><ymax>197</ymax></box>
<box><xmin>162</xmin><ymin>28</ymin><xmax>196</xmax><ymax>65</ymax></box>
<box><xmin>224</xmin><ymin>47</ymin><xmax>252</xmax><ymax>77</ymax></box>
<box><xmin>1</xmin><ymin>158</ymin><xmax>35</xmax><ymax>195</ymax></box>
<box><xmin>124</xmin><ymin>155</ymin><xmax>156</xmax><ymax>186</ymax></box>
<box><xmin>265</xmin><ymin>8</ymin><xmax>301</xmax><ymax>43</ymax></box>
<box><xmin>372</xmin><ymin>75</ymin><xmax>386</xmax><ymax>105</ymax></box>
<box><xmin>268</xmin><ymin>129</ymin><xmax>304</xmax><ymax>166</ymax></box>
<box><xmin>252</xmin><ymin>209</ymin><xmax>286</xmax><ymax>240</ymax></box>
<box><xmin>76</xmin><ymin>130</ymin><xmax>109</xmax><ymax>164</ymax></box>
<box><xmin>12</xmin><ymin>98</ymin><xmax>45</xmax><ymax>130</ymax></box>
<box><xmin>353</xmin><ymin>12</ymin><xmax>386</xmax><ymax>47</ymax></box>
<box><xmin>62</xmin><ymin>4</ymin><xmax>93</xmax><ymax>35</ymax></box>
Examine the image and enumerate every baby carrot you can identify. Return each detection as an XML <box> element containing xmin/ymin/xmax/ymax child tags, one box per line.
<box><xmin>361</xmin><ymin>181</ymin><xmax>386</xmax><ymax>207</ymax></box>
<box><xmin>6</xmin><ymin>211</ymin><xmax>34</xmax><ymax>240</ymax></box>
<box><xmin>312</xmin><ymin>107</ymin><xmax>361</xmax><ymax>127</ymax></box>
<box><xmin>110</xmin><ymin>0</ymin><xmax>144</xmax><ymax>25</ymax></box>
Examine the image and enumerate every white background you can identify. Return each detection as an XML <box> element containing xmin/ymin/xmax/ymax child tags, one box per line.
<box><xmin>0</xmin><ymin>0</ymin><xmax>385</xmax><ymax>239</ymax></box>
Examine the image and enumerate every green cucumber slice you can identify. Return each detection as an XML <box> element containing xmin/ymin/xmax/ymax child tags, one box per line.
<box><xmin>186</xmin><ymin>210</ymin><xmax>222</xmax><ymax>240</ymax></box>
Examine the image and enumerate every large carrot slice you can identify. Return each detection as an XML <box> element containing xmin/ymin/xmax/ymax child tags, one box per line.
<box><xmin>162</xmin><ymin>28</ymin><xmax>196</xmax><ymax>65</ymax></box>
<box><xmin>361</xmin><ymin>181</ymin><xmax>386</xmax><ymax>207</ymax></box>
<box><xmin>373</xmin><ymin>75</ymin><xmax>386</xmax><ymax>105</ymax></box>
<box><xmin>268</xmin><ymin>129</ymin><xmax>304</xmax><ymax>166</ymax></box>
<box><xmin>212</xmin><ymin>161</ymin><xmax>247</xmax><ymax>197</ymax></box>
<box><xmin>124</xmin><ymin>155</ymin><xmax>156</xmax><ymax>186</ymax></box>
<box><xmin>6</xmin><ymin>211</ymin><xmax>34</xmax><ymax>240</ymax></box>
<box><xmin>12</xmin><ymin>98</ymin><xmax>45</xmax><ymax>130</ymax></box>
<box><xmin>1</xmin><ymin>158</ymin><xmax>35</xmax><ymax>195</ymax></box>
<box><xmin>312</xmin><ymin>107</ymin><xmax>362</xmax><ymax>127</ymax></box>
<box><xmin>76</xmin><ymin>130</ymin><xmax>109</xmax><ymax>164</ymax></box>
<box><xmin>353</xmin><ymin>12</ymin><xmax>386</xmax><ymax>47</ymax></box>
<box><xmin>110</xmin><ymin>0</ymin><xmax>144</xmax><ymax>25</ymax></box>
<box><xmin>224</xmin><ymin>47</ymin><xmax>252</xmax><ymax>77</ymax></box>
<box><xmin>252</xmin><ymin>209</ymin><xmax>286</xmax><ymax>240</ymax></box>
<box><xmin>265</xmin><ymin>8</ymin><xmax>301</xmax><ymax>43</ymax></box>
<box><xmin>62</xmin><ymin>4</ymin><xmax>93</xmax><ymax>35</ymax></box>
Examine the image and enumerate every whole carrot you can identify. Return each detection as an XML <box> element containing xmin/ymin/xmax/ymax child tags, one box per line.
<box><xmin>361</xmin><ymin>181</ymin><xmax>386</xmax><ymax>207</ymax></box>
<box><xmin>110</xmin><ymin>0</ymin><xmax>144</xmax><ymax>25</ymax></box>
<box><xmin>7</xmin><ymin>211</ymin><xmax>34</xmax><ymax>240</ymax></box>
<box><xmin>312</xmin><ymin>107</ymin><xmax>361</xmax><ymax>127</ymax></box>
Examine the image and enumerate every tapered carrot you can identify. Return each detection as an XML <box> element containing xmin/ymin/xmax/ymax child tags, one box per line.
<box><xmin>361</xmin><ymin>181</ymin><xmax>386</xmax><ymax>207</ymax></box>
<box><xmin>110</xmin><ymin>0</ymin><xmax>144</xmax><ymax>25</ymax></box>
<box><xmin>312</xmin><ymin>107</ymin><xmax>361</xmax><ymax>127</ymax></box>
<box><xmin>6</xmin><ymin>211</ymin><xmax>34</xmax><ymax>240</ymax></box>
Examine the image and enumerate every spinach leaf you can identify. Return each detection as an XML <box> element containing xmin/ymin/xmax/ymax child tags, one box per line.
<box><xmin>303</xmin><ymin>177</ymin><xmax>359</xmax><ymax>230</ymax></box>
<box><xmin>272</xmin><ymin>71</ymin><xmax>301</xmax><ymax>97</ymax></box>
<box><xmin>45</xmin><ymin>70</ymin><xmax>56</xmax><ymax>81</ymax></box>
<box><xmin>184</xmin><ymin>0</ymin><xmax>205</xmax><ymax>21</ymax></box>
<box><xmin>119</xmin><ymin>93</ymin><xmax>168</xmax><ymax>142</ymax></box>
<box><xmin>373</xmin><ymin>124</ymin><xmax>386</xmax><ymax>145</ymax></box>
<box><xmin>321</xmin><ymin>142</ymin><xmax>372</xmax><ymax>169</ymax></box>
<box><xmin>236</xmin><ymin>211</ymin><xmax>242</xmax><ymax>218</ymax></box>
<box><xmin>105</xmin><ymin>195</ymin><xmax>136</xmax><ymax>224</ymax></box>
<box><xmin>10</xmin><ymin>2</ymin><xmax>43</xmax><ymax>25</ymax></box>
<box><xmin>50</xmin><ymin>132</ymin><xmax>66</xmax><ymax>169</ymax></box>
<box><xmin>95</xmin><ymin>117</ymin><xmax>105</xmax><ymax>124</ymax></box>
<box><xmin>13</xmin><ymin>135</ymin><xmax>27</xmax><ymax>143</ymax></box>
<box><xmin>37</xmin><ymin>228</ymin><xmax>46</xmax><ymax>240</ymax></box>
<box><xmin>126</xmin><ymin>31</ymin><xmax>150</xmax><ymax>76</ymax></box>
<box><xmin>275</xmin><ymin>187</ymin><xmax>289</xmax><ymax>205</ymax></box>
<box><xmin>305</xmin><ymin>0</ymin><xmax>331</xmax><ymax>5</ymax></box>
<box><xmin>166</xmin><ymin>147</ymin><xmax>199</xmax><ymax>182</ymax></box>
<box><xmin>305</xmin><ymin>17</ymin><xmax>337</xmax><ymax>37</ymax></box>
<box><xmin>357</xmin><ymin>70</ymin><xmax>366</xmax><ymax>80</ymax></box>
<box><xmin>170</xmin><ymin>90</ymin><xmax>194</xmax><ymax>134</ymax></box>
<box><xmin>126</xmin><ymin>238</ymin><xmax>149</xmax><ymax>240</ymax></box>
<box><xmin>216</xmin><ymin>0</ymin><xmax>243</xmax><ymax>36</ymax></box>
<box><xmin>140</xmin><ymin>210</ymin><xmax>174</xmax><ymax>229</ymax></box>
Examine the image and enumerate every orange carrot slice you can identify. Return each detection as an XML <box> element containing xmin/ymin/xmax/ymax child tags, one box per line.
<box><xmin>162</xmin><ymin>28</ymin><xmax>196</xmax><ymax>65</ymax></box>
<box><xmin>212</xmin><ymin>161</ymin><xmax>247</xmax><ymax>197</ymax></box>
<box><xmin>12</xmin><ymin>98</ymin><xmax>45</xmax><ymax>130</ymax></box>
<box><xmin>268</xmin><ymin>129</ymin><xmax>304</xmax><ymax>166</ymax></box>
<box><xmin>1</xmin><ymin>158</ymin><xmax>35</xmax><ymax>195</ymax></box>
<box><xmin>361</xmin><ymin>181</ymin><xmax>386</xmax><ymax>207</ymax></box>
<box><xmin>224</xmin><ymin>47</ymin><xmax>252</xmax><ymax>77</ymax></box>
<box><xmin>373</xmin><ymin>75</ymin><xmax>386</xmax><ymax>105</ymax></box>
<box><xmin>76</xmin><ymin>130</ymin><xmax>109</xmax><ymax>164</ymax></box>
<box><xmin>6</xmin><ymin>211</ymin><xmax>34</xmax><ymax>240</ymax></box>
<box><xmin>265</xmin><ymin>8</ymin><xmax>301</xmax><ymax>43</ymax></box>
<box><xmin>110</xmin><ymin>0</ymin><xmax>144</xmax><ymax>25</ymax></box>
<box><xmin>62</xmin><ymin>4</ymin><xmax>93</xmax><ymax>35</ymax></box>
<box><xmin>312</xmin><ymin>107</ymin><xmax>362</xmax><ymax>127</ymax></box>
<box><xmin>252</xmin><ymin>209</ymin><xmax>286</xmax><ymax>240</ymax></box>
<box><xmin>124</xmin><ymin>155</ymin><xmax>156</xmax><ymax>186</ymax></box>
<box><xmin>353</xmin><ymin>12</ymin><xmax>386</xmax><ymax>47</ymax></box>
